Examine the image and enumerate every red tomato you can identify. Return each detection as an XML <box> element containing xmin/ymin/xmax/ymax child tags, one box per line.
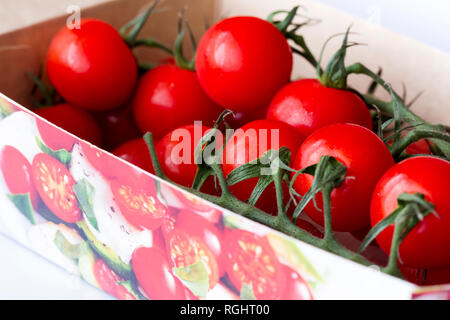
<box><xmin>112</xmin><ymin>138</ymin><xmax>154</xmax><ymax>174</ymax></box>
<box><xmin>0</xmin><ymin>146</ymin><xmax>39</xmax><ymax>209</ymax></box>
<box><xmin>35</xmin><ymin>104</ymin><xmax>102</xmax><ymax>147</ymax></box>
<box><xmin>267</xmin><ymin>79</ymin><xmax>372</xmax><ymax>137</ymax></box>
<box><xmin>401</xmin><ymin>264</ymin><xmax>450</xmax><ymax>286</ymax></box>
<box><xmin>225</xmin><ymin>106</ymin><xmax>268</xmax><ymax>130</ymax></box>
<box><xmin>173</xmin><ymin>189</ymin><xmax>222</xmax><ymax>224</ymax></box>
<box><xmin>292</xmin><ymin>123</ymin><xmax>394</xmax><ymax>232</ymax></box>
<box><xmin>165</xmin><ymin>229</ymin><xmax>220</xmax><ymax>290</ymax></box>
<box><xmin>196</xmin><ymin>16</ymin><xmax>292</xmax><ymax>111</ymax></box>
<box><xmin>176</xmin><ymin>210</ymin><xmax>224</xmax><ymax>276</ymax></box>
<box><xmin>222</xmin><ymin>119</ymin><xmax>304</xmax><ymax>215</ymax></box>
<box><xmin>133</xmin><ymin>64</ymin><xmax>222</xmax><ymax>140</ymax></box>
<box><xmin>93</xmin><ymin>104</ymin><xmax>141</xmax><ymax>151</ymax></box>
<box><xmin>132</xmin><ymin>247</ymin><xmax>187</xmax><ymax>300</ymax></box>
<box><xmin>223</xmin><ymin>229</ymin><xmax>286</xmax><ymax>300</ymax></box>
<box><xmin>297</xmin><ymin>219</ymin><xmax>323</xmax><ymax>238</ymax></box>
<box><xmin>31</xmin><ymin>153</ymin><xmax>81</xmax><ymax>223</ymax></box>
<box><xmin>46</xmin><ymin>19</ymin><xmax>137</xmax><ymax>111</ymax></box>
<box><xmin>93</xmin><ymin>259</ymin><xmax>136</xmax><ymax>300</ymax></box>
<box><xmin>156</xmin><ymin>124</ymin><xmax>218</xmax><ymax>194</ymax></box>
<box><xmin>386</xmin><ymin>133</ymin><xmax>432</xmax><ymax>156</ymax></box>
<box><xmin>110</xmin><ymin>180</ymin><xmax>167</xmax><ymax>231</ymax></box>
<box><xmin>371</xmin><ymin>156</ymin><xmax>450</xmax><ymax>269</ymax></box>
<box><xmin>282</xmin><ymin>265</ymin><xmax>313</xmax><ymax>300</ymax></box>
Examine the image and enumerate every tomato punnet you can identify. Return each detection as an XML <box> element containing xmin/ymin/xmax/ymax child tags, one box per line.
<box><xmin>223</xmin><ymin>229</ymin><xmax>286</xmax><ymax>300</ymax></box>
<box><xmin>113</xmin><ymin>138</ymin><xmax>154</xmax><ymax>174</ymax></box>
<box><xmin>173</xmin><ymin>189</ymin><xmax>222</xmax><ymax>224</ymax></box>
<box><xmin>371</xmin><ymin>156</ymin><xmax>450</xmax><ymax>269</ymax></box>
<box><xmin>196</xmin><ymin>16</ymin><xmax>293</xmax><ymax>112</ymax></box>
<box><xmin>46</xmin><ymin>19</ymin><xmax>137</xmax><ymax>111</ymax></box>
<box><xmin>0</xmin><ymin>146</ymin><xmax>39</xmax><ymax>209</ymax></box>
<box><xmin>132</xmin><ymin>247</ymin><xmax>188</xmax><ymax>300</ymax></box>
<box><xmin>36</xmin><ymin>117</ymin><xmax>77</xmax><ymax>152</ymax></box>
<box><xmin>35</xmin><ymin>104</ymin><xmax>102</xmax><ymax>147</ymax></box>
<box><xmin>156</xmin><ymin>124</ymin><xmax>218</xmax><ymax>194</ymax></box>
<box><xmin>266</xmin><ymin>79</ymin><xmax>373</xmax><ymax>137</ymax></box>
<box><xmin>282</xmin><ymin>265</ymin><xmax>313</xmax><ymax>300</ymax></box>
<box><xmin>176</xmin><ymin>210</ymin><xmax>224</xmax><ymax>276</ymax></box>
<box><xmin>133</xmin><ymin>64</ymin><xmax>222</xmax><ymax>140</ymax></box>
<box><xmin>32</xmin><ymin>153</ymin><xmax>82</xmax><ymax>223</ymax></box>
<box><xmin>222</xmin><ymin>119</ymin><xmax>304</xmax><ymax>215</ymax></box>
<box><xmin>93</xmin><ymin>104</ymin><xmax>141</xmax><ymax>151</ymax></box>
<box><xmin>292</xmin><ymin>123</ymin><xmax>394</xmax><ymax>232</ymax></box>
<box><xmin>93</xmin><ymin>259</ymin><xmax>136</xmax><ymax>300</ymax></box>
<box><xmin>165</xmin><ymin>229</ymin><xmax>220</xmax><ymax>290</ymax></box>
<box><xmin>110</xmin><ymin>180</ymin><xmax>167</xmax><ymax>231</ymax></box>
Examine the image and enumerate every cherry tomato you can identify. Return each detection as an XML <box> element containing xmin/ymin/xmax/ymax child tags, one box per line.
<box><xmin>401</xmin><ymin>264</ymin><xmax>450</xmax><ymax>286</ymax></box>
<box><xmin>176</xmin><ymin>210</ymin><xmax>224</xmax><ymax>276</ymax></box>
<box><xmin>222</xmin><ymin>119</ymin><xmax>304</xmax><ymax>215</ymax></box>
<box><xmin>132</xmin><ymin>247</ymin><xmax>187</xmax><ymax>300</ymax></box>
<box><xmin>225</xmin><ymin>106</ymin><xmax>268</xmax><ymax>130</ymax></box>
<box><xmin>156</xmin><ymin>124</ymin><xmax>218</xmax><ymax>194</ymax></box>
<box><xmin>292</xmin><ymin>123</ymin><xmax>394</xmax><ymax>232</ymax></box>
<box><xmin>93</xmin><ymin>259</ymin><xmax>136</xmax><ymax>300</ymax></box>
<box><xmin>173</xmin><ymin>189</ymin><xmax>222</xmax><ymax>224</ymax></box>
<box><xmin>32</xmin><ymin>153</ymin><xmax>81</xmax><ymax>223</ymax></box>
<box><xmin>267</xmin><ymin>79</ymin><xmax>372</xmax><ymax>137</ymax></box>
<box><xmin>0</xmin><ymin>146</ymin><xmax>39</xmax><ymax>209</ymax></box>
<box><xmin>133</xmin><ymin>64</ymin><xmax>222</xmax><ymax>140</ymax></box>
<box><xmin>35</xmin><ymin>104</ymin><xmax>102</xmax><ymax>147</ymax></box>
<box><xmin>282</xmin><ymin>265</ymin><xmax>313</xmax><ymax>300</ymax></box>
<box><xmin>196</xmin><ymin>16</ymin><xmax>292</xmax><ymax>111</ymax></box>
<box><xmin>165</xmin><ymin>229</ymin><xmax>220</xmax><ymax>290</ymax></box>
<box><xmin>371</xmin><ymin>156</ymin><xmax>450</xmax><ymax>269</ymax></box>
<box><xmin>112</xmin><ymin>138</ymin><xmax>154</xmax><ymax>174</ymax></box>
<box><xmin>110</xmin><ymin>180</ymin><xmax>167</xmax><ymax>231</ymax></box>
<box><xmin>46</xmin><ymin>19</ymin><xmax>137</xmax><ymax>111</ymax></box>
<box><xmin>93</xmin><ymin>104</ymin><xmax>141</xmax><ymax>151</ymax></box>
<box><xmin>223</xmin><ymin>229</ymin><xmax>286</xmax><ymax>300</ymax></box>
<box><xmin>386</xmin><ymin>132</ymin><xmax>432</xmax><ymax>156</ymax></box>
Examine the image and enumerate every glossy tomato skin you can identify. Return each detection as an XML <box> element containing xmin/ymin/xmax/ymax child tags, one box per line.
<box><xmin>46</xmin><ymin>19</ymin><xmax>137</xmax><ymax>111</ymax></box>
<box><xmin>196</xmin><ymin>16</ymin><xmax>292</xmax><ymax>111</ymax></box>
<box><xmin>282</xmin><ymin>265</ymin><xmax>313</xmax><ymax>300</ymax></box>
<box><xmin>133</xmin><ymin>64</ymin><xmax>222</xmax><ymax>140</ymax></box>
<box><xmin>93</xmin><ymin>259</ymin><xmax>136</xmax><ymax>300</ymax></box>
<box><xmin>156</xmin><ymin>124</ymin><xmax>218</xmax><ymax>194</ymax></box>
<box><xmin>35</xmin><ymin>104</ymin><xmax>102</xmax><ymax>147</ymax></box>
<box><xmin>222</xmin><ymin>119</ymin><xmax>304</xmax><ymax>215</ymax></box>
<box><xmin>223</xmin><ymin>229</ymin><xmax>286</xmax><ymax>300</ymax></box>
<box><xmin>267</xmin><ymin>79</ymin><xmax>372</xmax><ymax>137</ymax></box>
<box><xmin>0</xmin><ymin>146</ymin><xmax>39</xmax><ymax>209</ymax></box>
<box><xmin>132</xmin><ymin>247</ymin><xmax>187</xmax><ymax>300</ymax></box>
<box><xmin>371</xmin><ymin>156</ymin><xmax>450</xmax><ymax>269</ymax></box>
<box><xmin>32</xmin><ymin>153</ymin><xmax>82</xmax><ymax>223</ymax></box>
<box><xmin>292</xmin><ymin>123</ymin><xmax>394</xmax><ymax>232</ymax></box>
<box><xmin>112</xmin><ymin>138</ymin><xmax>154</xmax><ymax>174</ymax></box>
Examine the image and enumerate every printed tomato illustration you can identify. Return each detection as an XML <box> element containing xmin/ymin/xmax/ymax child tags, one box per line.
<box><xmin>0</xmin><ymin>145</ymin><xmax>39</xmax><ymax>209</ymax></box>
<box><xmin>36</xmin><ymin>117</ymin><xmax>78</xmax><ymax>151</ymax></box>
<box><xmin>165</xmin><ymin>229</ymin><xmax>220</xmax><ymax>290</ymax></box>
<box><xmin>110</xmin><ymin>180</ymin><xmax>167</xmax><ymax>231</ymax></box>
<box><xmin>282</xmin><ymin>265</ymin><xmax>313</xmax><ymax>300</ymax></box>
<box><xmin>223</xmin><ymin>229</ymin><xmax>286</xmax><ymax>300</ymax></box>
<box><xmin>93</xmin><ymin>259</ymin><xmax>136</xmax><ymax>300</ymax></box>
<box><xmin>173</xmin><ymin>189</ymin><xmax>222</xmax><ymax>224</ymax></box>
<box><xmin>112</xmin><ymin>138</ymin><xmax>154</xmax><ymax>173</ymax></box>
<box><xmin>32</xmin><ymin>153</ymin><xmax>82</xmax><ymax>223</ymax></box>
<box><xmin>132</xmin><ymin>247</ymin><xmax>188</xmax><ymax>300</ymax></box>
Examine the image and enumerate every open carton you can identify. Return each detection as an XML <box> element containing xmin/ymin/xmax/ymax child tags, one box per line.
<box><xmin>0</xmin><ymin>0</ymin><xmax>448</xmax><ymax>299</ymax></box>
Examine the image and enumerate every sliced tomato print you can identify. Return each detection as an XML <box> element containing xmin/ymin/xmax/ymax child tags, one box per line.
<box><xmin>93</xmin><ymin>259</ymin><xmax>136</xmax><ymax>300</ymax></box>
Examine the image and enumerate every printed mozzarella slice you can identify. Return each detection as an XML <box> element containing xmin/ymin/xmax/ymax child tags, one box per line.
<box><xmin>28</xmin><ymin>222</ymin><xmax>82</xmax><ymax>274</ymax></box>
<box><xmin>69</xmin><ymin>143</ymin><xmax>152</xmax><ymax>264</ymax></box>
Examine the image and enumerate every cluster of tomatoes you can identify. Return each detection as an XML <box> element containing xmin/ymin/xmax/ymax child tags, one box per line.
<box><xmin>29</xmin><ymin>5</ymin><xmax>450</xmax><ymax>288</ymax></box>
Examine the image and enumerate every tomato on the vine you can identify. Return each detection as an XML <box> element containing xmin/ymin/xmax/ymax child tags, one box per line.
<box><xmin>32</xmin><ymin>153</ymin><xmax>82</xmax><ymax>223</ymax></box>
<box><xmin>35</xmin><ymin>104</ymin><xmax>102</xmax><ymax>147</ymax></box>
<box><xmin>292</xmin><ymin>123</ymin><xmax>394</xmax><ymax>232</ymax></box>
<box><xmin>133</xmin><ymin>64</ymin><xmax>222</xmax><ymax>139</ymax></box>
<box><xmin>0</xmin><ymin>145</ymin><xmax>39</xmax><ymax>209</ymax></box>
<box><xmin>266</xmin><ymin>79</ymin><xmax>372</xmax><ymax>137</ymax></box>
<box><xmin>113</xmin><ymin>138</ymin><xmax>154</xmax><ymax>174</ymax></box>
<box><xmin>132</xmin><ymin>247</ymin><xmax>188</xmax><ymax>300</ymax></box>
<box><xmin>196</xmin><ymin>16</ymin><xmax>292</xmax><ymax>111</ymax></box>
<box><xmin>93</xmin><ymin>259</ymin><xmax>136</xmax><ymax>300</ymax></box>
<box><xmin>222</xmin><ymin>119</ymin><xmax>304</xmax><ymax>215</ymax></box>
<box><xmin>46</xmin><ymin>19</ymin><xmax>137</xmax><ymax>111</ymax></box>
<box><xmin>371</xmin><ymin>156</ymin><xmax>450</xmax><ymax>269</ymax></box>
<box><xmin>223</xmin><ymin>229</ymin><xmax>286</xmax><ymax>300</ymax></box>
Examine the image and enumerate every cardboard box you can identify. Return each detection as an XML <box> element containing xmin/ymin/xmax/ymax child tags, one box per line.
<box><xmin>0</xmin><ymin>0</ymin><xmax>448</xmax><ymax>299</ymax></box>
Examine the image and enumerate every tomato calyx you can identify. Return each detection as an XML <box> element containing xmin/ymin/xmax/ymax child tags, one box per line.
<box><xmin>359</xmin><ymin>192</ymin><xmax>436</xmax><ymax>277</ymax></box>
<box><xmin>173</xmin><ymin>14</ymin><xmax>197</xmax><ymax>71</ymax></box>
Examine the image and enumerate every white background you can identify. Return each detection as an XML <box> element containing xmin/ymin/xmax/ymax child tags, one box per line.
<box><xmin>0</xmin><ymin>0</ymin><xmax>449</xmax><ymax>299</ymax></box>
